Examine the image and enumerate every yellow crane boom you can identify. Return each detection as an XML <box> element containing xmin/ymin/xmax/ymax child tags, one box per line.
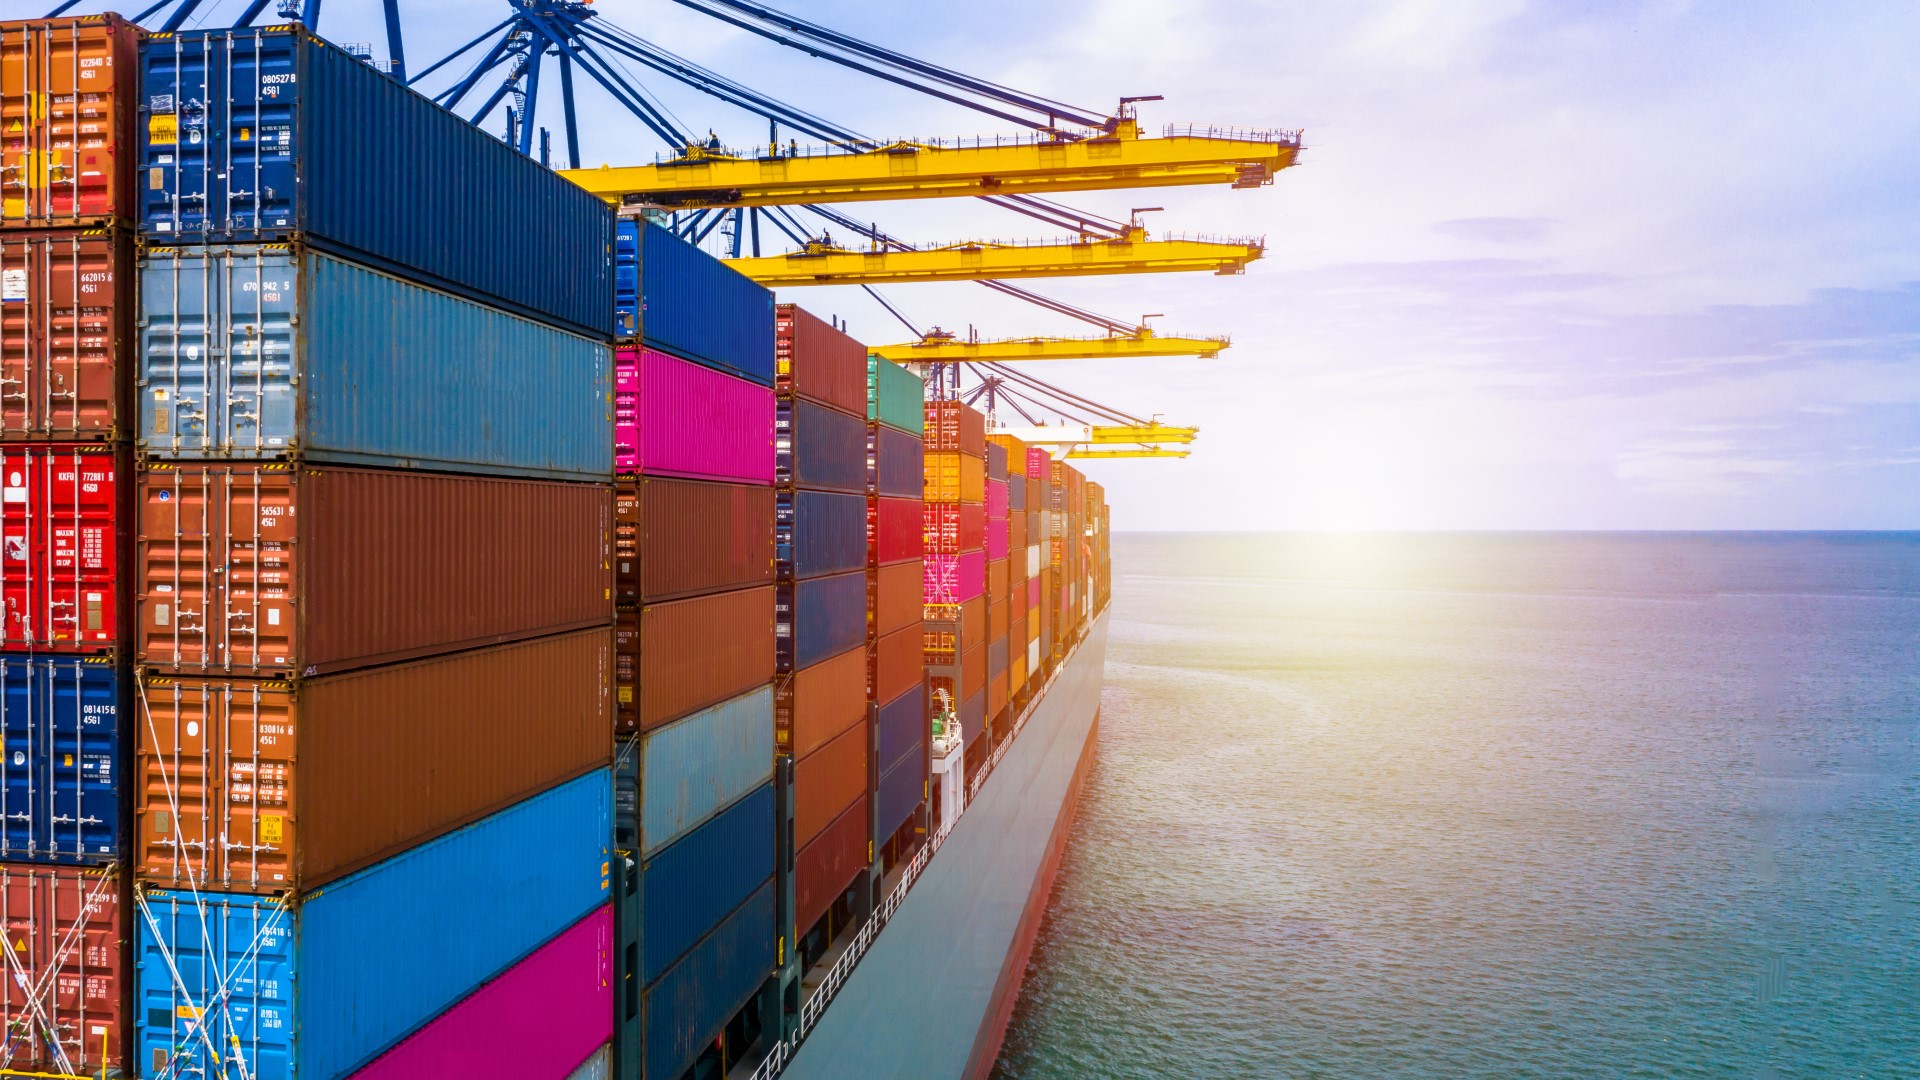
<box><xmin>1066</xmin><ymin>447</ymin><xmax>1191</xmax><ymax>459</ymax></box>
<box><xmin>724</xmin><ymin>228</ymin><xmax>1262</xmax><ymax>286</ymax></box>
<box><xmin>561</xmin><ymin>121</ymin><xmax>1301</xmax><ymax>209</ymax></box>
<box><xmin>872</xmin><ymin>327</ymin><xmax>1227</xmax><ymax>363</ymax></box>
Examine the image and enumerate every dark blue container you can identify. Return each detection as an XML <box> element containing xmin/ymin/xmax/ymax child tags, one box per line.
<box><xmin>989</xmin><ymin>637</ymin><xmax>1009</xmax><ymax>680</ymax></box>
<box><xmin>779</xmin><ymin>571</ymin><xmax>866</xmax><ymax>671</ymax></box>
<box><xmin>874</xmin><ymin>426</ymin><xmax>922</xmax><ymax>499</ymax></box>
<box><xmin>779</xmin><ymin>490</ymin><xmax>867</xmax><ymax>579</ymax></box>
<box><xmin>1009</xmin><ymin>471</ymin><xmax>1027</xmax><ymax>511</ymax></box>
<box><xmin>985</xmin><ymin>441</ymin><xmax>1008</xmax><ymax>482</ymax></box>
<box><xmin>0</xmin><ymin>654</ymin><xmax>119</xmax><ymax>865</ymax></box>
<box><xmin>638</xmin><ymin>783</ymin><xmax>774</xmax><ymax>984</ymax></box>
<box><xmin>637</xmin><ymin>221</ymin><xmax>774</xmax><ymax>384</ymax></box>
<box><xmin>642</xmin><ymin>882</ymin><xmax>775</xmax><ymax>1080</ymax></box>
<box><xmin>778</xmin><ymin>400</ymin><xmax>868</xmax><ymax>495</ymax></box>
<box><xmin>876</xmin><ymin>688</ymin><xmax>923</xmax><ymax>777</ymax></box>
<box><xmin>139</xmin><ymin>26</ymin><xmax>614</xmax><ymax>339</ymax></box>
<box><xmin>615</xmin><ymin>219</ymin><xmax>641</xmax><ymax>339</ymax></box>
<box><xmin>877</xmin><ymin>752</ymin><xmax>925</xmax><ymax>843</ymax></box>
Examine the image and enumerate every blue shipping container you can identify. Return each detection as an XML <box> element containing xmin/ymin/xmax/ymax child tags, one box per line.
<box><xmin>139</xmin><ymin>27</ymin><xmax>614</xmax><ymax>339</ymax></box>
<box><xmin>637</xmin><ymin>783</ymin><xmax>774</xmax><ymax>984</ymax></box>
<box><xmin>615</xmin><ymin>220</ymin><xmax>641</xmax><ymax>339</ymax></box>
<box><xmin>778</xmin><ymin>399</ymin><xmax>868</xmax><ymax>495</ymax></box>
<box><xmin>876</xmin><ymin>688</ymin><xmax>923</xmax><ymax>778</ymax></box>
<box><xmin>779</xmin><ymin>490</ymin><xmax>867</xmax><ymax>579</ymax></box>
<box><xmin>136</xmin><ymin>769</ymin><xmax>611</xmax><ymax>1080</ymax></box>
<box><xmin>779</xmin><ymin>571</ymin><xmax>866</xmax><ymax>671</ymax></box>
<box><xmin>139</xmin><ymin>245</ymin><xmax>612</xmax><ymax>480</ymax></box>
<box><xmin>990</xmin><ymin>636</ymin><xmax>1009</xmax><ymax>680</ymax></box>
<box><xmin>1009</xmin><ymin>470</ymin><xmax>1027</xmax><ymax>511</ymax></box>
<box><xmin>636</xmin><ymin>221</ymin><xmax>775</xmax><ymax>385</ymax></box>
<box><xmin>877</xmin><ymin>752</ymin><xmax>926</xmax><ymax>844</ymax></box>
<box><xmin>642</xmin><ymin>882</ymin><xmax>776</xmax><ymax>1080</ymax></box>
<box><xmin>637</xmin><ymin>687</ymin><xmax>774</xmax><ymax>859</ymax></box>
<box><xmin>985</xmin><ymin>441</ymin><xmax>1008</xmax><ymax>482</ymax></box>
<box><xmin>874</xmin><ymin>426</ymin><xmax>922</xmax><ymax>499</ymax></box>
<box><xmin>0</xmin><ymin>655</ymin><xmax>119</xmax><ymax>865</ymax></box>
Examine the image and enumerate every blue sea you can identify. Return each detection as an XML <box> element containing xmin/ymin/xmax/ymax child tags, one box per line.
<box><xmin>995</xmin><ymin>533</ymin><xmax>1920</xmax><ymax>1078</ymax></box>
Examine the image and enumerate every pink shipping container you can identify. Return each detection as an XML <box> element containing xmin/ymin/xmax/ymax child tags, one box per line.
<box><xmin>1026</xmin><ymin>446</ymin><xmax>1050</xmax><ymax>480</ymax></box>
<box><xmin>1028</xmin><ymin>575</ymin><xmax>1043</xmax><ymax>608</ymax></box>
<box><xmin>925</xmin><ymin>551</ymin><xmax>986</xmax><ymax>604</ymax></box>
<box><xmin>350</xmin><ymin>904</ymin><xmax>613</xmax><ymax>1080</ymax></box>
<box><xmin>985</xmin><ymin>479</ymin><xmax>1008</xmax><ymax>519</ymax></box>
<box><xmin>986</xmin><ymin>517</ymin><xmax>1009</xmax><ymax>561</ymax></box>
<box><xmin>616</xmin><ymin>346</ymin><xmax>774</xmax><ymax>483</ymax></box>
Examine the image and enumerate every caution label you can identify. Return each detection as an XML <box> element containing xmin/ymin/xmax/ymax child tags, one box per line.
<box><xmin>148</xmin><ymin>114</ymin><xmax>177</xmax><ymax>146</ymax></box>
<box><xmin>259</xmin><ymin>814</ymin><xmax>284</xmax><ymax>843</ymax></box>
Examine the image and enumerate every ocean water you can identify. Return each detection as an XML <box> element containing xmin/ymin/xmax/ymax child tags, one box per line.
<box><xmin>995</xmin><ymin>533</ymin><xmax>1920</xmax><ymax>1079</ymax></box>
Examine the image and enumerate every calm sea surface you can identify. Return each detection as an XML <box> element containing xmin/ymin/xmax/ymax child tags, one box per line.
<box><xmin>994</xmin><ymin>533</ymin><xmax>1920</xmax><ymax>1079</ymax></box>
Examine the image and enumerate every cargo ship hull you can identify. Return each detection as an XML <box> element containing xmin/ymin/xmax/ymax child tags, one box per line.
<box><xmin>782</xmin><ymin>610</ymin><xmax>1108</xmax><ymax>1080</ymax></box>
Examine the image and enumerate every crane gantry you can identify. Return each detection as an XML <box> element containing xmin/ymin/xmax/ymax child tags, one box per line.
<box><xmin>722</xmin><ymin>226</ymin><xmax>1264</xmax><ymax>286</ymax></box>
<box><xmin>872</xmin><ymin>327</ymin><xmax>1227</xmax><ymax>364</ymax></box>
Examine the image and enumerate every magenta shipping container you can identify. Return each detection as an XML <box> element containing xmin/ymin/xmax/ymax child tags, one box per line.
<box><xmin>616</xmin><ymin>346</ymin><xmax>775</xmax><ymax>483</ymax></box>
<box><xmin>350</xmin><ymin>904</ymin><xmax>613</xmax><ymax>1080</ymax></box>
<box><xmin>986</xmin><ymin>479</ymin><xmax>1009</xmax><ymax>519</ymax></box>
<box><xmin>986</xmin><ymin>517</ymin><xmax>1010</xmax><ymax>561</ymax></box>
<box><xmin>925</xmin><ymin>551</ymin><xmax>987</xmax><ymax>604</ymax></box>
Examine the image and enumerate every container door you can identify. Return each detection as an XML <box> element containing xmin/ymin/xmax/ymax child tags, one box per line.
<box><xmin>137</xmin><ymin>464</ymin><xmax>298</xmax><ymax>673</ymax></box>
<box><xmin>0</xmin><ymin>865</ymin><xmax>124</xmax><ymax>1076</ymax></box>
<box><xmin>0</xmin><ymin>21</ymin><xmax>128</xmax><ymax>226</ymax></box>
<box><xmin>141</xmin><ymin>30</ymin><xmax>299</xmax><ymax>239</ymax></box>
<box><xmin>0</xmin><ymin>656</ymin><xmax>117</xmax><ymax>863</ymax></box>
<box><xmin>135</xmin><ymin>892</ymin><xmax>295</xmax><ymax>1080</ymax></box>
<box><xmin>0</xmin><ymin>232</ymin><xmax>125</xmax><ymax>439</ymax></box>
<box><xmin>139</xmin><ymin>247</ymin><xmax>300</xmax><ymax>457</ymax></box>
<box><xmin>0</xmin><ymin>446</ymin><xmax>119</xmax><ymax>651</ymax></box>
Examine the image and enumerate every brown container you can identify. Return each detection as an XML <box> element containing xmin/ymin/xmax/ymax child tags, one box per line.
<box><xmin>0</xmin><ymin>229</ymin><xmax>132</xmax><ymax>440</ymax></box>
<box><xmin>988</xmin><ymin>557</ymin><xmax>1009</xmax><ymax>603</ymax></box>
<box><xmin>924</xmin><ymin>400</ymin><xmax>986</xmax><ymax>456</ymax></box>
<box><xmin>630</xmin><ymin>585</ymin><xmax>775</xmax><ymax>733</ymax></box>
<box><xmin>794</xmin><ymin>793</ymin><xmax>869</xmax><ymax>935</ymax></box>
<box><xmin>794</xmin><ymin>722</ymin><xmax>866</xmax><ymax>850</ymax></box>
<box><xmin>1008</xmin><ymin>512</ymin><xmax>1026</xmax><ymax>565</ymax></box>
<box><xmin>870</xmin><ymin>559</ymin><xmax>921</xmax><ymax>637</ymax></box>
<box><xmin>961</xmin><ymin>596</ymin><xmax>986</xmax><ymax>650</ymax></box>
<box><xmin>989</xmin><ymin>597</ymin><xmax>1008</xmax><ymax>642</ymax></box>
<box><xmin>961</xmin><ymin>642</ymin><xmax>985</xmax><ymax>700</ymax></box>
<box><xmin>0</xmin><ymin>15</ymin><xmax>139</xmax><ymax>228</ymax></box>
<box><xmin>777</xmin><ymin>645</ymin><xmax>866</xmax><ymax>760</ymax></box>
<box><xmin>871</xmin><ymin>623</ymin><xmax>922</xmax><ymax>705</ymax></box>
<box><xmin>1011</xmin><ymin>577</ymin><xmax>1028</xmax><ymax>620</ymax></box>
<box><xmin>0</xmin><ymin>863</ymin><xmax>123</xmax><ymax>1076</ymax></box>
<box><xmin>137</xmin><ymin>463</ymin><xmax>612</xmax><ymax>676</ymax></box>
<box><xmin>135</xmin><ymin>628</ymin><xmax>613</xmax><ymax>895</ymax></box>
<box><xmin>776</xmin><ymin>305</ymin><xmax>868</xmax><ymax>417</ymax></box>
<box><xmin>617</xmin><ymin>475</ymin><xmax>774</xmax><ymax>604</ymax></box>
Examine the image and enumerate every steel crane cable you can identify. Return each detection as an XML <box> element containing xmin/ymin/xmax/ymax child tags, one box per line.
<box><xmin>979</xmin><ymin>361</ymin><xmax>1150</xmax><ymax>425</ymax></box>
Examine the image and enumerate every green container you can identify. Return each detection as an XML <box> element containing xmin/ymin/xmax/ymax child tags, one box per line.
<box><xmin>868</xmin><ymin>355</ymin><xmax>926</xmax><ymax>436</ymax></box>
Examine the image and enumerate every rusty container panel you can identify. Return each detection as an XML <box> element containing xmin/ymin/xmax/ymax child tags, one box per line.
<box><xmin>0</xmin><ymin>229</ymin><xmax>131</xmax><ymax>440</ymax></box>
<box><xmin>988</xmin><ymin>556</ymin><xmax>1009</xmax><ymax>603</ymax></box>
<box><xmin>961</xmin><ymin>641</ymin><xmax>985</xmax><ymax>701</ymax></box>
<box><xmin>923</xmin><ymin>401</ymin><xmax>985</xmax><ymax>456</ymax></box>
<box><xmin>776</xmin><ymin>645</ymin><xmax>866</xmax><ymax>762</ymax></box>
<box><xmin>793</xmin><ymin>793</ymin><xmax>868</xmax><ymax>935</ymax></box>
<box><xmin>989</xmin><ymin>596</ymin><xmax>1008</xmax><ymax>642</ymax></box>
<box><xmin>137</xmin><ymin>464</ymin><xmax>612</xmax><ymax>676</ymax></box>
<box><xmin>616</xmin><ymin>475</ymin><xmax>772</xmax><ymax>605</ymax></box>
<box><xmin>793</xmin><ymin>722</ymin><xmax>866</xmax><ymax>850</ymax></box>
<box><xmin>0</xmin><ymin>863</ymin><xmax>123</xmax><ymax>1076</ymax></box>
<box><xmin>870</xmin><ymin>623</ymin><xmax>922</xmax><ymax>706</ymax></box>
<box><xmin>0</xmin><ymin>16</ymin><xmax>138</xmax><ymax>228</ymax></box>
<box><xmin>136</xmin><ymin>628</ymin><xmax>612</xmax><ymax>895</ymax></box>
<box><xmin>989</xmin><ymin>669</ymin><xmax>1009</xmax><ymax>719</ymax></box>
<box><xmin>633</xmin><ymin>586</ymin><xmax>775</xmax><ymax>733</ymax></box>
<box><xmin>776</xmin><ymin>305</ymin><xmax>867</xmax><ymax>417</ymax></box>
<box><xmin>615</xmin><ymin>606</ymin><xmax>639</xmax><ymax>731</ymax></box>
<box><xmin>0</xmin><ymin>443</ymin><xmax>123</xmax><ymax>652</ymax></box>
<box><xmin>961</xmin><ymin>596</ymin><xmax>986</xmax><ymax>650</ymax></box>
<box><xmin>871</xmin><ymin>559</ymin><xmax>921</xmax><ymax>637</ymax></box>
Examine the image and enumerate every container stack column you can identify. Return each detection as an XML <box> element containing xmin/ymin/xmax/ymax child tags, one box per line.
<box><xmin>923</xmin><ymin>400</ymin><xmax>989</xmax><ymax>821</ymax></box>
<box><xmin>1027</xmin><ymin>447</ymin><xmax>1054</xmax><ymax>691</ymax></box>
<box><xmin>988</xmin><ymin>434</ymin><xmax>1031</xmax><ymax>721</ymax></box>
<box><xmin>865</xmin><ymin>356</ymin><xmax>927</xmax><ymax>895</ymax></box>
<box><xmin>982</xmin><ymin>441</ymin><xmax>1012</xmax><ymax>747</ymax></box>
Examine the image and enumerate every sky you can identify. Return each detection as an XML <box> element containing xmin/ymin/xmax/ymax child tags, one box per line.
<box><xmin>64</xmin><ymin>0</ymin><xmax>1920</xmax><ymax>530</ymax></box>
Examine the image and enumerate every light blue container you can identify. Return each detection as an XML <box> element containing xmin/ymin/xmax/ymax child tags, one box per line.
<box><xmin>139</xmin><ymin>245</ymin><xmax>612</xmax><ymax>480</ymax></box>
<box><xmin>637</xmin><ymin>686</ymin><xmax>774</xmax><ymax>858</ymax></box>
<box><xmin>135</xmin><ymin>769</ymin><xmax>612</xmax><ymax>1080</ymax></box>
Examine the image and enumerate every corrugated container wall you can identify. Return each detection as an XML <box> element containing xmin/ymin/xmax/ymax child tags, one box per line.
<box><xmin>0</xmin><ymin>444</ymin><xmax>123</xmax><ymax>652</ymax></box>
<box><xmin>0</xmin><ymin>864</ymin><xmax>123</xmax><ymax>1076</ymax></box>
<box><xmin>0</xmin><ymin>654</ymin><xmax>119</xmax><ymax>864</ymax></box>
<box><xmin>779</xmin><ymin>399</ymin><xmax>869</xmax><ymax>494</ymax></box>
<box><xmin>866</xmin><ymin>356</ymin><xmax>925</xmax><ymax>435</ymax></box>
<box><xmin>781</xmin><ymin>489</ymin><xmax>867</xmax><ymax>579</ymax></box>
<box><xmin>0</xmin><ymin>229</ymin><xmax>133</xmax><ymax>439</ymax></box>
<box><xmin>777</xmin><ymin>305</ymin><xmax>867</xmax><ymax>416</ymax></box>
<box><xmin>640</xmin><ymin>883</ymin><xmax>775</xmax><ymax>1080</ymax></box>
<box><xmin>616</xmin><ymin>477</ymin><xmax>775</xmax><ymax>604</ymax></box>
<box><xmin>781</xmin><ymin>571</ymin><xmax>867</xmax><ymax>671</ymax></box>
<box><xmin>794</xmin><ymin>794</ymin><xmax>867</xmax><ymax>933</ymax></box>
<box><xmin>617</xmin><ymin>346</ymin><xmax>774</xmax><ymax>483</ymax></box>
<box><xmin>138</xmin><ymin>27</ymin><xmax>614</xmax><ymax>337</ymax></box>
<box><xmin>136</xmin><ymin>770</ymin><xmax>612</xmax><ymax>1080</ymax></box>
<box><xmin>634</xmin><ymin>687</ymin><xmax>776</xmax><ymax>858</ymax></box>
<box><xmin>637</xmin><ymin>783</ymin><xmax>773</xmax><ymax>983</ymax></box>
<box><xmin>779</xmin><ymin>645</ymin><xmax>867</xmax><ymax>760</ymax></box>
<box><xmin>794</xmin><ymin>723</ymin><xmax>866</xmax><ymax>849</ymax></box>
<box><xmin>635</xmin><ymin>221</ymin><xmax>775</xmax><ymax>384</ymax></box>
<box><xmin>0</xmin><ymin>15</ymin><xmax>139</xmax><ymax>228</ymax></box>
<box><xmin>139</xmin><ymin>245</ymin><xmax>612</xmax><ymax>479</ymax></box>
<box><xmin>873</xmin><ymin>426</ymin><xmax>923</xmax><ymax>498</ymax></box>
<box><xmin>627</xmin><ymin>587</ymin><xmax>774</xmax><ymax>732</ymax></box>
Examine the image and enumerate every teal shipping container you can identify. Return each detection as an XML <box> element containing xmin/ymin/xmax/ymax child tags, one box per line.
<box><xmin>867</xmin><ymin>356</ymin><xmax>925</xmax><ymax>435</ymax></box>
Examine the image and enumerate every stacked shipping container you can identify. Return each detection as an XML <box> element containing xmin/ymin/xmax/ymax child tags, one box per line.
<box><xmin>126</xmin><ymin>26</ymin><xmax>616</xmax><ymax>1080</ymax></box>
<box><xmin>923</xmin><ymin>400</ymin><xmax>990</xmax><ymax>775</ymax></box>
<box><xmin>986</xmin><ymin>433</ymin><xmax>1031</xmax><ymax>738</ymax></box>
<box><xmin>611</xmin><ymin>217</ymin><xmax>779</xmax><ymax>1080</ymax></box>
<box><xmin>0</xmin><ymin>16</ymin><xmax>139</xmax><ymax>1075</ymax></box>
<box><xmin>866</xmin><ymin>357</ymin><xmax>928</xmax><ymax>883</ymax></box>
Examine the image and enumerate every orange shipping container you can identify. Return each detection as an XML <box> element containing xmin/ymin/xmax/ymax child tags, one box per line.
<box><xmin>0</xmin><ymin>229</ymin><xmax>131</xmax><ymax>440</ymax></box>
<box><xmin>136</xmin><ymin>628</ymin><xmax>612</xmax><ymax>895</ymax></box>
<box><xmin>794</xmin><ymin>723</ymin><xmax>866</xmax><ymax>850</ymax></box>
<box><xmin>778</xmin><ymin>645</ymin><xmax>866</xmax><ymax>760</ymax></box>
<box><xmin>0</xmin><ymin>15</ymin><xmax>139</xmax><ymax>228</ymax></box>
<box><xmin>961</xmin><ymin>642</ymin><xmax>985</xmax><ymax>700</ymax></box>
<box><xmin>988</xmin><ymin>670</ymin><xmax>1009</xmax><ymax>719</ymax></box>
<box><xmin>138</xmin><ymin>463</ymin><xmax>611</xmax><ymax>676</ymax></box>
<box><xmin>794</xmin><ymin>793</ymin><xmax>869</xmax><ymax>935</ymax></box>
<box><xmin>871</xmin><ymin>559</ymin><xmax>921</xmax><ymax>637</ymax></box>
<box><xmin>988</xmin><ymin>557</ymin><xmax>1008</xmax><ymax>603</ymax></box>
<box><xmin>923</xmin><ymin>452</ymin><xmax>984</xmax><ymax>503</ymax></box>
<box><xmin>1010</xmin><ymin>648</ymin><xmax>1028</xmax><ymax>690</ymax></box>
<box><xmin>961</xmin><ymin>596</ymin><xmax>986</xmax><ymax>651</ymax></box>
<box><xmin>0</xmin><ymin>864</ymin><xmax>123</xmax><ymax>1077</ymax></box>
<box><xmin>989</xmin><ymin>597</ymin><xmax>1008</xmax><ymax>642</ymax></box>
<box><xmin>627</xmin><ymin>586</ymin><xmax>775</xmax><ymax>732</ymax></box>
<box><xmin>871</xmin><ymin>623</ymin><xmax>922</xmax><ymax>705</ymax></box>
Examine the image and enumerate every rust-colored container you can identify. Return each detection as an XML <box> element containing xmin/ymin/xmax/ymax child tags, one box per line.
<box><xmin>629</xmin><ymin>585</ymin><xmax>775</xmax><ymax>733</ymax></box>
<box><xmin>989</xmin><ymin>596</ymin><xmax>1008</xmax><ymax>642</ymax></box>
<box><xmin>989</xmin><ymin>669</ymin><xmax>1009</xmax><ymax>719</ymax></box>
<box><xmin>961</xmin><ymin>596</ymin><xmax>986</xmax><ymax>650</ymax></box>
<box><xmin>138</xmin><ymin>463</ymin><xmax>612</xmax><ymax>676</ymax></box>
<box><xmin>794</xmin><ymin>793</ymin><xmax>868</xmax><ymax>935</ymax></box>
<box><xmin>988</xmin><ymin>556</ymin><xmax>1009</xmax><ymax>602</ymax></box>
<box><xmin>136</xmin><ymin>628</ymin><xmax>612</xmax><ymax>895</ymax></box>
<box><xmin>870</xmin><ymin>559</ymin><xmax>921</xmax><ymax>637</ymax></box>
<box><xmin>615</xmin><ymin>606</ymin><xmax>639</xmax><ymax>729</ymax></box>
<box><xmin>794</xmin><ymin>722</ymin><xmax>866</xmax><ymax>850</ymax></box>
<box><xmin>0</xmin><ymin>229</ymin><xmax>131</xmax><ymax>440</ymax></box>
<box><xmin>923</xmin><ymin>401</ymin><xmax>985</xmax><ymax>456</ymax></box>
<box><xmin>0</xmin><ymin>443</ymin><xmax>124</xmax><ymax>652</ymax></box>
<box><xmin>923</xmin><ymin>452</ymin><xmax>985</xmax><ymax>503</ymax></box>
<box><xmin>871</xmin><ymin>623</ymin><xmax>922</xmax><ymax>705</ymax></box>
<box><xmin>1008</xmin><ymin>512</ymin><xmax>1026</xmax><ymax>565</ymax></box>
<box><xmin>960</xmin><ymin>642</ymin><xmax>985</xmax><ymax>701</ymax></box>
<box><xmin>616</xmin><ymin>475</ymin><xmax>774</xmax><ymax>604</ymax></box>
<box><xmin>0</xmin><ymin>863</ymin><xmax>123</xmax><ymax>1076</ymax></box>
<box><xmin>776</xmin><ymin>305</ymin><xmax>867</xmax><ymax>417</ymax></box>
<box><xmin>0</xmin><ymin>15</ymin><xmax>139</xmax><ymax>228</ymax></box>
<box><xmin>777</xmin><ymin>645</ymin><xmax>866</xmax><ymax>761</ymax></box>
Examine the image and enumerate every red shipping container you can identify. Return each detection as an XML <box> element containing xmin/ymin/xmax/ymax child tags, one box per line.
<box><xmin>778</xmin><ymin>645</ymin><xmax>866</xmax><ymax>761</ymax></box>
<box><xmin>0</xmin><ymin>864</ymin><xmax>122</xmax><ymax>1076</ymax></box>
<box><xmin>0</xmin><ymin>229</ymin><xmax>131</xmax><ymax>440</ymax></box>
<box><xmin>871</xmin><ymin>560</ymin><xmax>921</xmax><ymax>637</ymax></box>
<box><xmin>794</xmin><ymin>794</ymin><xmax>868</xmax><ymax>935</ymax></box>
<box><xmin>871</xmin><ymin>623</ymin><xmax>922</xmax><ymax>705</ymax></box>
<box><xmin>616</xmin><ymin>475</ymin><xmax>775</xmax><ymax>604</ymax></box>
<box><xmin>959</xmin><ymin>642</ymin><xmax>985</xmax><ymax>701</ymax></box>
<box><xmin>776</xmin><ymin>305</ymin><xmax>867</xmax><ymax>417</ymax></box>
<box><xmin>924</xmin><ymin>401</ymin><xmax>985</xmax><ymax>456</ymax></box>
<box><xmin>0</xmin><ymin>443</ymin><xmax>121</xmax><ymax>651</ymax></box>
<box><xmin>923</xmin><ymin>502</ymin><xmax>984</xmax><ymax>555</ymax></box>
<box><xmin>0</xmin><ymin>15</ymin><xmax>139</xmax><ymax>228</ymax></box>
<box><xmin>794</xmin><ymin>723</ymin><xmax>866</xmax><ymax>850</ymax></box>
<box><xmin>869</xmin><ymin>496</ymin><xmax>922</xmax><ymax>564</ymax></box>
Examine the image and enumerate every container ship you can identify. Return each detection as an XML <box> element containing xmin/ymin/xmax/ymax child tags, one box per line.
<box><xmin>0</xmin><ymin>15</ymin><xmax>1112</xmax><ymax>1079</ymax></box>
